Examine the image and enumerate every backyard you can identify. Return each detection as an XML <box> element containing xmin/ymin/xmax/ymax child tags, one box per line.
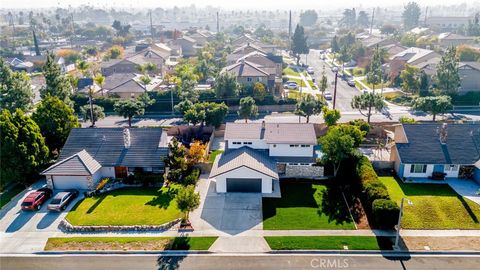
<box><xmin>66</xmin><ymin>186</ymin><xmax>183</xmax><ymax>226</ymax></box>
<box><xmin>380</xmin><ymin>176</ymin><xmax>480</xmax><ymax>229</ymax></box>
<box><xmin>262</xmin><ymin>182</ymin><xmax>356</xmax><ymax>230</ymax></box>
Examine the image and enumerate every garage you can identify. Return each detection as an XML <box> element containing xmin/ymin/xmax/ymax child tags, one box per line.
<box><xmin>52</xmin><ymin>175</ymin><xmax>89</xmax><ymax>190</ymax></box>
<box><xmin>226</xmin><ymin>178</ymin><xmax>262</xmax><ymax>193</ymax></box>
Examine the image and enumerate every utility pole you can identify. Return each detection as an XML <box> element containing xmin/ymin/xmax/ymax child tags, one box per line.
<box><xmin>216</xmin><ymin>12</ymin><xmax>219</xmax><ymax>32</ymax></box>
<box><xmin>424</xmin><ymin>7</ymin><xmax>428</xmax><ymax>26</ymax></box>
<box><xmin>369</xmin><ymin>8</ymin><xmax>375</xmax><ymax>35</ymax></box>
<box><xmin>333</xmin><ymin>71</ymin><xmax>338</xmax><ymax>109</ymax></box>
<box><xmin>150</xmin><ymin>10</ymin><xmax>154</xmax><ymax>42</ymax></box>
<box><xmin>70</xmin><ymin>13</ymin><xmax>75</xmax><ymax>48</ymax></box>
<box><xmin>288</xmin><ymin>10</ymin><xmax>292</xmax><ymax>47</ymax></box>
<box><xmin>88</xmin><ymin>87</ymin><xmax>95</xmax><ymax>127</ymax></box>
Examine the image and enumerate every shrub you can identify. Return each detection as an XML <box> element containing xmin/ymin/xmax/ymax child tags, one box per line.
<box><xmin>357</xmin><ymin>156</ymin><xmax>378</xmax><ymax>184</ymax></box>
<box><xmin>183</xmin><ymin>168</ymin><xmax>200</xmax><ymax>186</ymax></box>
<box><xmin>364</xmin><ymin>181</ymin><xmax>390</xmax><ymax>202</ymax></box>
<box><xmin>349</xmin><ymin>119</ymin><xmax>370</xmax><ymax>134</ymax></box>
<box><xmin>95</xmin><ymin>178</ymin><xmax>110</xmax><ymax>191</ymax></box>
<box><xmin>372</xmin><ymin>199</ymin><xmax>400</xmax><ymax>229</ymax></box>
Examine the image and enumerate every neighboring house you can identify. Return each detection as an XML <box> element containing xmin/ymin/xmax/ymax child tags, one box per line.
<box><xmin>186</xmin><ymin>31</ymin><xmax>212</xmax><ymax>46</ymax></box>
<box><xmin>101</xmin><ymin>47</ymin><xmax>166</xmax><ymax>76</ymax></box>
<box><xmin>209</xmin><ymin>122</ymin><xmax>322</xmax><ymax>194</ymax></box>
<box><xmin>7</xmin><ymin>57</ymin><xmax>34</xmax><ymax>72</ymax></box>
<box><xmin>168</xmin><ymin>36</ymin><xmax>200</xmax><ymax>57</ymax></box>
<box><xmin>390</xmin><ymin>123</ymin><xmax>480</xmax><ymax>183</ymax></box>
<box><xmin>237</xmin><ymin>52</ymin><xmax>283</xmax><ymax>93</ymax></box>
<box><xmin>42</xmin><ymin>128</ymin><xmax>169</xmax><ymax>190</ymax></box>
<box><xmin>231</xmin><ymin>34</ymin><xmax>258</xmax><ymax>47</ymax></box>
<box><xmin>437</xmin><ymin>32</ymin><xmax>474</xmax><ymax>48</ymax></box>
<box><xmin>381</xmin><ymin>44</ymin><xmax>407</xmax><ymax>58</ymax></box>
<box><xmin>359</xmin><ymin>35</ymin><xmax>395</xmax><ymax>49</ymax></box>
<box><xmin>388</xmin><ymin>47</ymin><xmax>440</xmax><ymax>78</ymax></box>
<box><xmin>232</xmin><ymin>42</ymin><xmax>267</xmax><ymax>55</ymax></box>
<box><xmin>221</xmin><ymin>59</ymin><xmax>269</xmax><ymax>87</ymax></box>
<box><xmin>426</xmin><ymin>16</ymin><xmax>472</xmax><ymax>32</ymax></box>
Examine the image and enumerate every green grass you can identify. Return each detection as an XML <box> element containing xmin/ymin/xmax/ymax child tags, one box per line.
<box><xmin>0</xmin><ymin>184</ymin><xmax>25</xmax><ymax>209</ymax></box>
<box><xmin>354</xmin><ymin>81</ymin><xmax>365</xmax><ymax>90</ymax></box>
<box><xmin>262</xmin><ymin>182</ymin><xmax>356</xmax><ymax>230</ymax></box>
<box><xmin>380</xmin><ymin>176</ymin><xmax>480</xmax><ymax>229</ymax></box>
<box><xmin>66</xmin><ymin>186</ymin><xmax>182</xmax><ymax>226</ymax></box>
<box><xmin>209</xmin><ymin>150</ymin><xmax>224</xmax><ymax>163</ymax></box>
<box><xmin>352</xmin><ymin>67</ymin><xmax>365</xmax><ymax>76</ymax></box>
<box><xmin>265</xmin><ymin>236</ymin><xmax>391</xmax><ymax>250</ymax></box>
<box><xmin>359</xmin><ymin>78</ymin><xmax>390</xmax><ymax>90</ymax></box>
<box><xmin>45</xmin><ymin>237</ymin><xmax>217</xmax><ymax>251</ymax></box>
<box><xmin>283</xmin><ymin>67</ymin><xmax>301</xmax><ymax>77</ymax></box>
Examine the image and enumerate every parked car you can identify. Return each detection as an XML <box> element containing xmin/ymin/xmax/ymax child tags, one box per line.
<box><xmin>307</xmin><ymin>67</ymin><xmax>315</xmax><ymax>74</ymax></box>
<box><xmin>21</xmin><ymin>187</ymin><xmax>53</xmax><ymax>211</ymax></box>
<box><xmin>284</xmin><ymin>81</ymin><xmax>298</xmax><ymax>89</ymax></box>
<box><xmin>47</xmin><ymin>190</ymin><xmax>79</xmax><ymax>211</ymax></box>
<box><xmin>331</xmin><ymin>66</ymin><xmax>339</xmax><ymax>73</ymax></box>
<box><xmin>324</xmin><ymin>91</ymin><xmax>333</xmax><ymax>100</ymax></box>
<box><xmin>347</xmin><ymin>79</ymin><xmax>356</xmax><ymax>87</ymax></box>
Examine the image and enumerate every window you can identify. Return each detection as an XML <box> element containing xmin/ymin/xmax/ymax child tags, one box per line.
<box><xmin>300</xmin><ymin>163</ymin><xmax>310</xmax><ymax>166</ymax></box>
<box><xmin>445</xmin><ymin>164</ymin><xmax>458</xmax><ymax>172</ymax></box>
<box><xmin>247</xmin><ymin>77</ymin><xmax>252</xmax><ymax>82</ymax></box>
<box><xmin>301</xmin><ymin>145</ymin><xmax>309</xmax><ymax>147</ymax></box>
<box><xmin>289</xmin><ymin>144</ymin><xmax>299</xmax><ymax>147</ymax></box>
<box><xmin>289</xmin><ymin>163</ymin><xmax>298</xmax><ymax>165</ymax></box>
<box><xmin>243</xmin><ymin>142</ymin><xmax>252</xmax><ymax>145</ymax></box>
<box><xmin>410</xmin><ymin>164</ymin><xmax>427</xmax><ymax>173</ymax></box>
<box><xmin>232</xmin><ymin>142</ymin><xmax>242</xmax><ymax>145</ymax></box>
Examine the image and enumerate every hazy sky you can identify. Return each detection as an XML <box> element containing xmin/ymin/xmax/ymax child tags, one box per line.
<box><xmin>1</xmin><ymin>0</ymin><xmax>479</xmax><ymax>9</ymax></box>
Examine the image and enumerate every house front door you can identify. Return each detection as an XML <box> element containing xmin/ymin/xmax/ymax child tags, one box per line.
<box><xmin>115</xmin><ymin>166</ymin><xmax>128</xmax><ymax>178</ymax></box>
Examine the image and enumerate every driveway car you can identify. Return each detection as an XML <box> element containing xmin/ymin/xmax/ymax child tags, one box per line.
<box><xmin>307</xmin><ymin>67</ymin><xmax>315</xmax><ymax>74</ymax></box>
<box><xmin>284</xmin><ymin>81</ymin><xmax>298</xmax><ymax>89</ymax></box>
<box><xmin>47</xmin><ymin>190</ymin><xmax>79</xmax><ymax>211</ymax></box>
<box><xmin>21</xmin><ymin>188</ymin><xmax>53</xmax><ymax>211</ymax></box>
<box><xmin>347</xmin><ymin>79</ymin><xmax>356</xmax><ymax>87</ymax></box>
<box><xmin>324</xmin><ymin>91</ymin><xmax>333</xmax><ymax>100</ymax></box>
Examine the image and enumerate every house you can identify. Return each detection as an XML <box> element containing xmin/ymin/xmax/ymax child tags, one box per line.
<box><xmin>101</xmin><ymin>73</ymin><xmax>161</xmax><ymax>98</ymax></box>
<box><xmin>101</xmin><ymin>47</ymin><xmax>166</xmax><ymax>76</ymax></box>
<box><xmin>426</xmin><ymin>16</ymin><xmax>472</xmax><ymax>32</ymax></box>
<box><xmin>437</xmin><ymin>32</ymin><xmax>474</xmax><ymax>48</ymax></box>
<box><xmin>221</xmin><ymin>59</ymin><xmax>269</xmax><ymax>87</ymax></box>
<box><xmin>209</xmin><ymin>122</ymin><xmax>323</xmax><ymax>194</ymax></box>
<box><xmin>42</xmin><ymin>128</ymin><xmax>169</xmax><ymax>190</ymax></box>
<box><xmin>232</xmin><ymin>34</ymin><xmax>258</xmax><ymax>47</ymax></box>
<box><xmin>359</xmin><ymin>35</ymin><xmax>395</xmax><ymax>49</ymax></box>
<box><xmin>388</xmin><ymin>47</ymin><xmax>440</xmax><ymax>78</ymax></box>
<box><xmin>232</xmin><ymin>43</ymin><xmax>267</xmax><ymax>55</ymax></box>
<box><xmin>390</xmin><ymin>123</ymin><xmax>480</xmax><ymax>183</ymax></box>
<box><xmin>168</xmin><ymin>36</ymin><xmax>200</xmax><ymax>57</ymax></box>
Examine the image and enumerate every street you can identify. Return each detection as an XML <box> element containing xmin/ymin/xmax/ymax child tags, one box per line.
<box><xmin>2</xmin><ymin>253</ymin><xmax>480</xmax><ymax>270</ymax></box>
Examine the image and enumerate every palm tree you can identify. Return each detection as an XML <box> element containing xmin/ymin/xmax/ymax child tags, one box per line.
<box><xmin>76</xmin><ymin>60</ymin><xmax>90</xmax><ymax>77</ymax></box>
<box><xmin>94</xmin><ymin>73</ymin><xmax>105</xmax><ymax>96</ymax></box>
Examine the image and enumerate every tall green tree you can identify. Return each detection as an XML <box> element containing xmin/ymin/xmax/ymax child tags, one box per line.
<box><xmin>253</xmin><ymin>82</ymin><xmax>267</xmax><ymax>101</ymax></box>
<box><xmin>214</xmin><ymin>72</ymin><xmax>240</xmax><ymax>99</ymax></box>
<box><xmin>402</xmin><ymin>2</ymin><xmax>421</xmax><ymax>30</ymax></box>
<box><xmin>294</xmin><ymin>94</ymin><xmax>325</xmax><ymax>123</ymax></box>
<box><xmin>319</xmin><ymin>66</ymin><xmax>328</xmax><ymax>95</ymax></box>
<box><xmin>0</xmin><ymin>59</ymin><xmax>34</xmax><ymax>111</ymax></box>
<box><xmin>366</xmin><ymin>46</ymin><xmax>383</xmax><ymax>93</ymax></box>
<box><xmin>351</xmin><ymin>92</ymin><xmax>385</xmax><ymax>124</ymax></box>
<box><xmin>80</xmin><ymin>104</ymin><xmax>105</xmax><ymax>125</ymax></box>
<box><xmin>238</xmin><ymin>96</ymin><xmax>258</xmax><ymax>123</ymax></box>
<box><xmin>322</xmin><ymin>107</ymin><xmax>341</xmax><ymax>127</ymax></box>
<box><xmin>176</xmin><ymin>185</ymin><xmax>200</xmax><ymax>222</ymax></box>
<box><xmin>319</xmin><ymin>126</ymin><xmax>356</xmax><ymax>177</ymax></box>
<box><xmin>204</xmin><ymin>102</ymin><xmax>228</xmax><ymax>128</ymax></box>
<box><xmin>337</xmin><ymin>45</ymin><xmax>352</xmax><ymax>73</ymax></box>
<box><xmin>400</xmin><ymin>64</ymin><xmax>420</xmax><ymax>93</ymax></box>
<box><xmin>1</xmin><ymin>109</ymin><xmax>49</xmax><ymax>187</ymax></box>
<box><xmin>41</xmin><ymin>52</ymin><xmax>72</xmax><ymax>103</ymax></box>
<box><xmin>114</xmin><ymin>99</ymin><xmax>145</xmax><ymax>127</ymax></box>
<box><xmin>291</xmin><ymin>24</ymin><xmax>309</xmax><ymax>65</ymax></box>
<box><xmin>434</xmin><ymin>46</ymin><xmax>460</xmax><ymax>95</ymax></box>
<box><xmin>412</xmin><ymin>95</ymin><xmax>452</xmax><ymax>121</ymax></box>
<box><xmin>339</xmin><ymin>8</ymin><xmax>357</xmax><ymax>28</ymax></box>
<box><xmin>357</xmin><ymin>11</ymin><xmax>370</xmax><ymax>28</ymax></box>
<box><xmin>299</xmin><ymin>10</ymin><xmax>318</xmax><ymax>27</ymax></box>
<box><xmin>32</xmin><ymin>96</ymin><xmax>80</xmax><ymax>155</ymax></box>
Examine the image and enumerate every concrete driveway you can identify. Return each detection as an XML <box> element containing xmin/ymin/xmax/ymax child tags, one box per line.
<box><xmin>446</xmin><ymin>179</ymin><xmax>480</xmax><ymax>206</ymax></box>
<box><xmin>190</xmin><ymin>176</ymin><xmax>263</xmax><ymax>235</ymax></box>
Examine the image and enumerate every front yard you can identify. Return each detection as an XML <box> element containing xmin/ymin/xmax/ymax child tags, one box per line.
<box><xmin>262</xmin><ymin>182</ymin><xmax>356</xmax><ymax>230</ymax></box>
<box><xmin>44</xmin><ymin>237</ymin><xmax>217</xmax><ymax>251</ymax></box>
<box><xmin>66</xmin><ymin>186</ymin><xmax>182</xmax><ymax>226</ymax></box>
<box><xmin>380</xmin><ymin>177</ymin><xmax>480</xmax><ymax>229</ymax></box>
<box><xmin>265</xmin><ymin>236</ymin><xmax>391</xmax><ymax>250</ymax></box>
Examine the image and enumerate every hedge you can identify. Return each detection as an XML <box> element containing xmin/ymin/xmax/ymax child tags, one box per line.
<box><xmin>372</xmin><ymin>199</ymin><xmax>400</xmax><ymax>229</ymax></box>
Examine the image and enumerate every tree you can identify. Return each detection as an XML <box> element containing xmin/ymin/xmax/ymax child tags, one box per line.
<box><xmin>419</xmin><ymin>70</ymin><xmax>429</xmax><ymax>93</ymax></box>
<box><xmin>351</xmin><ymin>92</ymin><xmax>385</xmax><ymax>124</ymax></box>
<box><xmin>176</xmin><ymin>185</ymin><xmax>200</xmax><ymax>222</ymax></box>
<box><xmin>319</xmin><ymin>66</ymin><xmax>328</xmax><ymax>95</ymax></box>
<box><xmin>253</xmin><ymin>82</ymin><xmax>267</xmax><ymax>101</ymax></box>
<box><xmin>400</xmin><ymin>32</ymin><xmax>418</xmax><ymax>47</ymax></box>
<box><xmin>188</xmin><ymin>140</ymin><xmax>207</xmax><ymax>163</ymax></box>
<box><xmin>94</xmin><ymin>73</ymin><xmax>105</xmax><ymax>95</ymax></box>
<box><xmin>412</xmin><ymin>95</ymin><xmax>452</xmax><ymax>121</ymax></box>
<box><xmin>402</xmin><ymin>2</ymin><xmax>421</xmax><ymax>30</ymax></box>
<box><xmin>41</xmin><ymin>52</ymin><xmax>72</xmax><ymax>103</ymax></box>
<box><xmin>366</xmin><ymin>46</ymin><xmax>383</xmax><ymax>93</ymax></box>
<box><xmin>380</xmin><ymin>24</ymin><xmax>398</xmax><ymax>35</ymax></box>
<box><xmin>295</xmin><ymin>94</ymin><xmax>325</xmax><ymax>123</ymax></box>
<box><xmin>337</xmin><ymin>45</ymin><xmax>352</xmax><ymax>73</ymax></box>
<box><xmin>32</xmin><ymin>96</ymin><xmax>80</xmax><ymax>155</ymax></box>
<box><xmin>184</xmin><ymin>108</ymin><xmax>206</xmax><ymax>125</ymax></box>
<box><xmin>357</xmin><ymin>11</ymin><xmax>370</xmax><ymax>28</ymax></box>
<box><xmin>319</xmin><ymin>126</ymin><xmax>356</xmax><ymax>177</ymax></box>
<box><xmin>103</xmin><ymin>45</ymin><xmax>124</xmax><ymax>60</ymax></box>
<box><xmin>456</xmin><ymin>45</ymin><xmax>480</xmax><ymax>62</ymax></box>
<box><xmin>336</xmin><ymin>124</ymin><xmax>365</xmax><ymax>147</ymax></box>
<box><xmin>238</xmin><ymin>97</ymin><xmax>258</xmax><ymax>123</ymax></box>
<box><xmin>80</xmin><ymin>104</ymin><xmax>105</xmax><ymax>125</ymax></box>
<box><xmin>0</xmin><ymin>59</ymin><xmax>34</xmax><ymax>111</ymax></box>
<box><xmin>331</xmin><ymin>36</ymin><xmax>340</xmax><ymax>54</ymax></box>
<box><xmin>322</xmin><ymin>107</ymin><xmax>341</xmax><ymax>127</ymax></box>
<box><xmin>32</xmin><ymin>29</ymin><xmax>40</xmax><ymax>56</ymax></box>
<box><xmin>215</xmin><ymin>72</ymin><xmax>240</xmax><ymax>99</ymax></box>
<box><xmin>113</xmin><ymin>99</ymin><xmax>145</xmax><ymax>127</ymax></box>
<box><xmin>434</xmin><ymin>46</ymin><xmax>460</xmax><ymax>95</ymax></box>
<box><xmin>204</xmin><ymin>102</ymin><xmax>228</xmax><ymax>128</ymax></box>
<box><xmin>339</xmin><ymin>8</ymin><xmax>357</xmax><ymax>28</ymax></box>
<box><xmin>400</xmin><ymin>64</ymin><xmax>420</xmax><ymax>93</ymax></box>
<box><xmin>299</xmin><ymin>10</ymin><xmax>318</xmax><ymax>27</ymax></box>
<box><xmin>1</xmin><ymin>109</ymin><xmax>49</xmax><ymax>187</ymax></box>
<box><xmin>164</xmin><ymin>138</ymin><xmax>189</xmax><ymax>182</ymax></box>
<box><xmin>291</xmin><ymin>24</ymin><xmax>309</xmax><ymax>65</ymax></box>
<box><xmin>76</xmin><ymin>60</ymin><xmax>90</xmax><ymax>76</ymax></box>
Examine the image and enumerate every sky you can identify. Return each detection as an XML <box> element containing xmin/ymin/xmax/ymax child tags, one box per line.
<box><xmin>1</xmin><ymin>0</ymin><xmax>479</xmax><ymax>10</ymax></box>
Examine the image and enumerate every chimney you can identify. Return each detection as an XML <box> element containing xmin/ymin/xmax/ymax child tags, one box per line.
<box><xmin>123</xmin><ymin>128</ymin><xmax>131</xmax><ymax>148</ymax></box>
<box><xmin>439</xmin><ymin>123</ymin><xmax>448</xmax><ymax>144</ymax></box>
<box><xmin>261</xmin><ymin>120</ymin><xmax>266</xmax><ymax>130</ymax></box>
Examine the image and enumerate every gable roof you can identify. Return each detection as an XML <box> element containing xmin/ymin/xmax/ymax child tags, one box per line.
<box><xmin>396</xmin><ymin>124</ymin><xmax>480</xmax><ymax>164</ymax></box>
<box><xmin>224</xmin><ymin>123</ymin><xmax>317</xmax><ymax>144</ymax></box>
<box><xmin>103</xmin><ymin>73</ymin><xmax>137</xmax><ymax>89</ymax></box>
<box><xmin>58</xmin><ymin>128</ymin><xmax>168</xmax><ymax>168</ymax></box>
<box><xmin>127</xmin><ymin>47</ymin><xmax>168</xmax><ymax>65</ymax></box>
<box><xmin>222</xmin><ymin>60</ymin><xmax>269</xmax><ymax>77</ymax></box>
<box><xmin>391</xmin><ymin>47</ymin><xmax>438</xmax><ymax>64</ymax></box>
<box><xmin>438</xmin><ymin>32</ymin><xmax>473</xmax><ymax>40</ymax></box>
<box><xmin>232</xmin><ymin>43</ymin><xmax>267</xmax><ymax>55</ymax></box>
<box><xmin>209</xmin><ymin>147</ymin><xmax>278</xmax><ymax>179</ymax></box>
<box><xmin>42</xmin><ymin>150</ymin><xmax>101</xmax><ymax>176</ymax></box>
<box><xmin>108</xmin><ymin>78</ymin><xmax>146</xmax><ymax>94</ymax></box>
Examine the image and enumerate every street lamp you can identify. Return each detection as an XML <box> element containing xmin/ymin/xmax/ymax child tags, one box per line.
<box><xmin>394</xmin><ymin>197</ymin><xmax>413</xmax><ymax>250</ymax></box>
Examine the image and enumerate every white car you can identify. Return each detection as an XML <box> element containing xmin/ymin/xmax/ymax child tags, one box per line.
<box><xmin>283</xmin><ymin>81</ymin><xmax>298</xmax><ymax>89</ymax></box>
<box><xmin>307</xmin><ymin>67</ymin><xmax>315</xmax><ymax>74</ymax></box>
<box><xmin>323</xmin><ymin>91</ymin><xmax>332</xmax><ymax>100</ymax></box>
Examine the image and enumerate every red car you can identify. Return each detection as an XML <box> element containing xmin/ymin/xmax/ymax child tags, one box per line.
<box><xmin>21</xmin><ymin>188</ymin><xmax>53</xmax><ymax>211</ymax></box>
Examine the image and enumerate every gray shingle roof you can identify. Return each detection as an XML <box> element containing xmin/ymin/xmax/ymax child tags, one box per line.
<box><xmin>58</xmin><ymin>128</ymin><xmax>168</xmax><ymax>168</ymax></box>
<box><xmin>42</xmin><ymin>150</ymin><xmax>101</xmax><ymax>176</ymax></box>
<box><xmin>209</xmin><ymin>147</ymin><xmax>278</xmax><ymax>179</ymax></box>
<box><xmin>396</xmin><ymin>124</ymin><xmax>480</xmax><ymax>164</ymax></box>
<box><xmin>224</xmin><ymin>123</ymin><xmax>317</xmax><ymax>145</ymax></box>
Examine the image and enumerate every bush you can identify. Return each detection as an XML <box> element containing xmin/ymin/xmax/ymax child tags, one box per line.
<box><xmin>364</xmin><ymin>181</ymin><xmax>390</xmax><ymax>202</ymax></box>
<box><xmin>357</xmin><ymin>156</ymin><xmax>378</xmax><ymax>184</ymax></box>
<box><xmin>183</xmin><ymin>168</ymin><xmax>200</xmax><ymax>186</ymax></box>
<box><xmin>372</xmin><ymin>199</ymin><xmax>400</xmax><ymax>229</ymax></box>
<box><xmin>349</xmin><ymin>119</ymin><xmax>370</xmax><ymax>134</ymax></box>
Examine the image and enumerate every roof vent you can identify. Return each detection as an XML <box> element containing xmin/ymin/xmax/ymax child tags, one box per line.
<box><xmin>439</xmin><ymin>123</ymin><xmax>448</xmax><ymax>144</ymax></box>
<box><xmin>123</xmin><ymin>128</ymin><xmax>131</xmax><ymax>148</ymax></box>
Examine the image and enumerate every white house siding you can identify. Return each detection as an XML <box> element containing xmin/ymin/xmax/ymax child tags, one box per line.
<box><xmin>213</xmin><ymin>166</ymin><xmax>273</xmax><ymax>193</ymax></box>
<box><xmin>52</xmin><ymin>175</ymin><xmax>89</xmax><ymax>190</ymax></box>
<box><xmin>227</xmin><ymin>139</ymin><xmax>268</xmax><ymax>150</ymax></box>
<box><xmin>403</xmin><ymin>164</ymin><xmax>434</xmax><ymax>178</ymax></box>
<box><xmin>100</xmin><ymin>167</ymin><xmax>116</xmax><ymax>178</ymax></box>
<box><xmin>444</xmin><ymin>165</ymin><xmax>460</xmax><ymax>178</ymax></box>
<box><xmin>268</xmin><ymin>144</ymin><xmax>313</xmax><ymax>157</ymax></box>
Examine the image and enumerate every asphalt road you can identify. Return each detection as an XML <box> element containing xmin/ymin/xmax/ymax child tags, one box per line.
<box><xmin>2</xmin><ymin>254</ymin><xmax>480</xmax><ymax>270</ymax></box>
<box><xmin>302</xmin><ymin>50</ymin><xmax>360</xmax><ymax>112</ymax></box>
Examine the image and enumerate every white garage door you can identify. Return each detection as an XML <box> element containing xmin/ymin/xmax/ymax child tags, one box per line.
<box><xmin>52</xmin><ymin>175</ymin><xmax>89</xmax><ymax>190</ymax></box>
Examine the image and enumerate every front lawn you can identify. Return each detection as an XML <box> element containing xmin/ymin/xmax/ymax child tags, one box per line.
<box><xmin>209</xmin><ymin>150</ymin><xmax>224</xmax><ymax>163</ymax></box>
<box><xmin>265</xmin><ymin>236</ymin><xmax>391</xmax><ymax>250</ymax></box>
<box><xmin>380</xmin><ymin>177</ymin><xmax>480</xmax><ymax>229</ymax></box>
<box><xmin>283</xmin><ymin>67</ymin><xmax>301</xmax><ymax>77</ymax></box>
<box><xmin>0</xmin><ymin>184</ymin><xmax>24</xmax><ymax>209</ymax></box>
<box><xmin>44</xmin><ymin>237</ymin><xmax>217</xmax><ymax>251</ymax></box>
<box><xmin>262</xmin><ymin>182</ymin><xmax>356</xmax><ymax>230</ymax></box>
<box><xmin>66</xmin><ymin>186</ymin><xmax>182</xmax><ymax>226</ymax></box>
